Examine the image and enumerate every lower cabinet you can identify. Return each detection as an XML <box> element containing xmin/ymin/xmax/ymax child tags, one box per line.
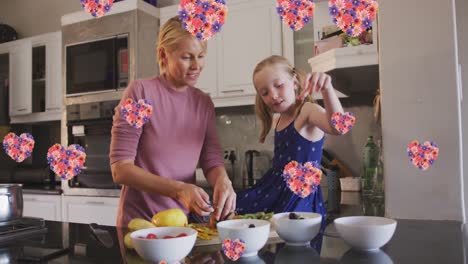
<box><xmin>23</xmin><ymin>194</ymin><xmax>62</xmax><ymax>221</ymax></box>
<box><xmin>62</xmin><ymin>196</ymin><xmax>120</xmax><ymax>226</ymax></box>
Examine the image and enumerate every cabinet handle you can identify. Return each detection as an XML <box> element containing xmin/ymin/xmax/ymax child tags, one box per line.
<box><xmin>24</xmin><ymin>198</ymin><xmax>37</xmax><ymax>202</ymax></box>
<box><xmin>46</xmin><ymin>107</ymin><xmax>61</xmax><ymax>111</ymax></box>
<box><xmin>85</xmin><ymin>201</ymin><xmax>105</xmax><ymax>205</ymax></box>
<box><xmin>221</xmin><ymin>89</ymin><xmax>244</xmax><ymax>94</ymax></box>
<box><xmin>17</xmin><ymin>108</ymin><xmax>27</xmax><ymax>112</ymax></box>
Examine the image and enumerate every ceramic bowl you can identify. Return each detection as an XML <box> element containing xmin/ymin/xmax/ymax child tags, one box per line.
<box><xmin>217</xmin><ymin>219</ymin><xmax>270</xmax><ymax>258</ymax></box>
<box><xmin>334</xmin><ymin>216</ymin><xmax>397</xmax><ymax>251</ymax></box>
<box><xmin>271</xmin><ymin>212</ymin><xmax>322</xmax><ymax>246</ymax></box>
<box><xmin>130</xmin><ymin>227</ymin><xmax>197</xmax><ymax>263</ymax></box>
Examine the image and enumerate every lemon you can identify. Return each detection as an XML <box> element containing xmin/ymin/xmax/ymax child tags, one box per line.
<box><xmin>152</xmin><ymin>208</ymin><xmax>188</xmax><ymax>227</ymax></box>
<box><xmin>124</xmin><ymin>232</ymin><xmax>134</xmax><ymax>249</ymax></box>
<box><xmin>128</xmin><ymin>218</ymin><xmax>155</xmax><ymax>231</ymax></box>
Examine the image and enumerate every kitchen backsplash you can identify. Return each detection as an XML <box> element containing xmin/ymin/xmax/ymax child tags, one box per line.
<box><xmin>215</xmin><ymin>103</ymin><xmax>381</xmax><ymax>189</ymax></box>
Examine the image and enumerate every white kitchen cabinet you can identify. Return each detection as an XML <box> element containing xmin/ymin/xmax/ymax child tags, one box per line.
<box><xmin>160</xmin><ymin>0</ymin><xmax>282</xmax><ymax>107</ymax></box>
<box><xmin>9</xmin><ymin>39</ymin><xmax>32</xmax><ymax>116</ymax></box>
<box><xmin>23</xmin><ymin>194</ymin><xmax>62</xmax><ymax>221</ymax></box>
<box><xmin>62</xmin><ymin>196</ymin><xmax>119</xmax><ymax>226</ymax></box>
<box><xmin>6</xmin><ymin>31</ymin><xmax>62</xmax><ymax>123</ymax></box>
<box><xmin>218</xmin><ymin>0</ymin><xmax>282</xmax><ymax>98</ymax></box>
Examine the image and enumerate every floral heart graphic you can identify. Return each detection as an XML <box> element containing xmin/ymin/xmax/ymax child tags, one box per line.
<box><xmin>81</xmin><ymin>0</ymin><xmax>114</xmax><ymax>18</ymax></box>
<box><xmin>179</xmin><ymin>0</ymin><xmax>228</xmax><ymax>41</ymax></box>
<box><xmin>2</xmin><ymin>133</ymin><xmax>35</xmax><ymax>163</ymax></box>
<box><xmin>47</xmin><ymin>144</ymin><xmax>86</xmax><ymax>180</ymax></box>
<box><xmin>328</xmin><ymin>0</ymin><xmax>378</xmax><ymax>37</ymax></box>
<box><xmin>276</xmin><ymin>0</ymin><xmax>315</xmax><ymax>31</ymax></box>
<box><xmin>331</xmin><ymin>112</ymin><xmax>355</xmax><ymax>135</ymax></box>
<box><xmin>120</xmin><ymin>98</ymin><xmax>153</xmax><ymax>129</ymax></box>
<box><xmin>407</xmin><ymin>140</ymin><xmax>439</xmax><ymax>171</ymax></box>
<box><xmin>222</xmin><ymin>238</ymin><xmax>246</xmax><ymax>261</ymax></box>
<box><xmin>283</xmin><ymin>161</ymin><xmax>322</xmax><ymax>198</ymax></box>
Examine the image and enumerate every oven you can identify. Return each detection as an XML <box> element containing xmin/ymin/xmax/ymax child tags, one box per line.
<box><xmin>62</xmin><ymin>100</ymin><xmax>121</xmax><ymax>196</ymax></box>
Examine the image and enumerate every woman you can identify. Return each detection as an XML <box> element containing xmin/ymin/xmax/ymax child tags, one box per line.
<box><xmin>110</xmin><ymin>16</ymin><xmax>236</xmax><ymax>228</ymax></box>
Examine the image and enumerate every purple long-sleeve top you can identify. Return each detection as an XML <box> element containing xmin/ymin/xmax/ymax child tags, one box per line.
<box><xmin>109</xmin><ymin>75</ymin><xmax>224</xmax><ymax>227</ymax></box>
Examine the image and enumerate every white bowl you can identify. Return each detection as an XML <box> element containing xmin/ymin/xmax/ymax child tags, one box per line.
<box><xmin>271</xmin><ymin>212</ymin><xmax>322</xmax><ymax>246</ymax></box>
<box><xmin>217</xmin><ymin>219</ymin><xmax>270</xmax><ymax>258</ymax></box>
<box><xmin>130</xmin><ymin>227</ymin><xmax>197</xmax><ymax>263</ymax></box>
<box><xmin>334</xmin><ymin>216</ymin><xmax>397</xmax><ymax>251</ymax></box>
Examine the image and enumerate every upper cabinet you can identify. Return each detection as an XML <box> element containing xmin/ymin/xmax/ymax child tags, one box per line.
<box><xmin>160</xmin><ymin>0</ymin><xmax>283</xmax><ymax>107</ymax></box>
<box><xmin>0</xmin><ymin>31</ymin><xmax>63</xmax><ymax>123</ymax></box>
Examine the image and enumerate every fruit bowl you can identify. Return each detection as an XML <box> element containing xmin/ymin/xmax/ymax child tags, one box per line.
<box><xmin>130</xmin><ymin>227</ymin><xmax>197</xmax><ymax>263</ymax></box>
<box><xmin>334</xmin><ymin>216</ymin><xmax>397</xmax><ymax>251</ymax></box>
<box><xmin>271</xmin><ymin>212</ymin><xmax>322</xmax><ymax>246</ymax></box>
<box><xmin>217</xmin><ymin>219</ymin><xmax>270</xmax><ymax>258</ymax></box>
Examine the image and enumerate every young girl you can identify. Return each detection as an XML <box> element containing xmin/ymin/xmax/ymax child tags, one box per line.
<box><xmin>236</xmin><ymin>55</ymin><xmax>344</xmax><ymax>252</ymax></box>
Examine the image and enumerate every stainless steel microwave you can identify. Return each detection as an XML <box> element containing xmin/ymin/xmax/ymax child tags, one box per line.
<box><xmin>66</xmin><ymin>34</ymin><xmax>129</xmax><ymax>97</ymax></box>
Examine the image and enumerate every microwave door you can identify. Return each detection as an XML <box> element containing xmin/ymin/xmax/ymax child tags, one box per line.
<box><xmin>66</xmin><ymin>38</ymin><xmax>116</xmax><ymax>95</ymax></box>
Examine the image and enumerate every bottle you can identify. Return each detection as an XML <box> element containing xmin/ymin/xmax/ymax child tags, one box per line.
<box><xmin>362</xmin><ymin>136</ymin><xmax>379</xmax><ymax>195</ymax></box>
<box><xmin>373</xmin><ymin>139</ymin><xmax>385</xmax><ymax>199</ymax></box>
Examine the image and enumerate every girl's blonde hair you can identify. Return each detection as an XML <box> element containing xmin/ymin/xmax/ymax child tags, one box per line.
<box><xmin>157</xmin><ymin>16</ymin><xmax>208</xmax><ymax>73</ymax></box>
<box><xmin>253</xmin><ymin>55</ymin><xmax>314</xmax><ymax>143</ymax></box>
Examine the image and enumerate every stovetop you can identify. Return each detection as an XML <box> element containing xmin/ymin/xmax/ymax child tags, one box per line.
<box><xmin>0</xmin><ymin>217</ymin><xmax>70</xmax><ymax>262</ymax></box>
<box><xmin>0</xmin><ymin>217</ymin><xmax>47</xmax><ymax>245</ymax></box>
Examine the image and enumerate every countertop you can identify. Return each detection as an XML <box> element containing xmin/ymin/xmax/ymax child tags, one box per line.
<box><xmin>1</xmin><ymin>193</ymin><xmax>466</xmax><ymax>263</ymax></box>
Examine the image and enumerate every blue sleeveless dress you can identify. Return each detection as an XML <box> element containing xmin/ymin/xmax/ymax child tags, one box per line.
<box><xmin>236</xmin><ymin>120</ymin><xmax>327</xmax><ymax>252</ymax></box>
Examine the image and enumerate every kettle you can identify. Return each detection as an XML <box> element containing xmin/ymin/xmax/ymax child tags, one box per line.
<box><xmin>244</xmin><ymin>150</ymin><xmax>260</xmax><ymax>187</ymax></box>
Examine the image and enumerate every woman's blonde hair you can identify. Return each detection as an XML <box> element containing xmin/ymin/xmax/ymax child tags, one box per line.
<box><xmin>253</xmin><ymin>55</ymin><xmax>314</xmax><ymax>143</ymax></box>
<box><xmin>157</xmin><ymin>16</ymin><xmax>208</xmax><ymax>73</ymax></box>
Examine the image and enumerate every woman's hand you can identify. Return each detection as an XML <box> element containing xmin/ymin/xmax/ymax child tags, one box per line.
<box><xmin>212</xmin><ymin>175</ymin><xmax>236</xmax><ymax>221</ymax></box>
<box><xmin>175</xmin><ymin>183</ymin><xmax>214</xmax><ymax>216</ymax></box>
<box><xmin>298</xmin><ymin>72</ymin><xmax>333</xmax><ymax>100</ymax></box>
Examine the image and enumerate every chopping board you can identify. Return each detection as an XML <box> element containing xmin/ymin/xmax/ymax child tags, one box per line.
<box><xmin>195</xmin><ymin>228</ymin><xmax>282</xmax><ymax>246</ymax></box>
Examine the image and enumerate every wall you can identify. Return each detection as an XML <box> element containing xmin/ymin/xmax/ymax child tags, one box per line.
<box><xmin>456</xmin><ymin>0</ymin><xmax>468</xmax><ymax>225</ymax></box>
<box><xmin>0</xmin><ymin>0</ymin><xmax>81</xmax><ymax>38</ymax></box>
<box><xmin>379</xmin><ymin>0</ymin><xmax>463</xmax><ymax>220</ymax></box>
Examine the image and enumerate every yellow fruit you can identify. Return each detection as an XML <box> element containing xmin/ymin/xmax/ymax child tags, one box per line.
<box><xmin>152</xmin><ymin>208</ymin><xmax>188</xmax><ymax>227</ymax></box>
<box><xmin>128</xmin><ymin>218</ymin><xmax>155</xmax><ymax>231</ymax></box>
<box><xmin>124</xmin><ymin>232</ymin><xmax>134</xmax><ymax>249</ymax></box>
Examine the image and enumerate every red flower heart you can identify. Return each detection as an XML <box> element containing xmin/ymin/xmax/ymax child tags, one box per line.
<box><xmin>222</xmin><ymin>238</ymin><xmax>246</xmax><ymax>261</ymax></box>
<box><xmin>407</xmin><ymin>140</ymin><xmax>439</xmax><ymax>171</ymax></box>
<box><xmin>120</xmin><ymin>98</ymin><xmax>153</xmax><ymax>129</ymax></box>
<box><xmin>47</xmin><ymin>144</ymin><xmax>86</xmax><ymax>180</ymax></box>
<box><xmin>81</xmin><ymin>0</ymin><xmax>114</xmax><ymax>18</ymax></box>
<box><xmin>328</xmin><ymin>0</ymin><xmax>378</xmax><ymax>37</ymax></box>
<box><xmin>331</xmin><ymin>112</ymin><xmax>355</xmax><ymax>135</ymax></box>
<box><xmin>283</xmin><ymin>161</ymin><xmax>322</xmax><ymax>198</ymax></box>
<box><xmin>276</xmin><ymin>0</ymin><xmax>315</xmax><ymax>31</ymax></box>
<box><xmin>179</xmin><ymin>0</ymin><xmax>228</xmax><ymax>41</ymax></box>
<box><xmin>2</xmin><ymin>133</ymin><xmax>35</xmax><ymax>162</ymax></box>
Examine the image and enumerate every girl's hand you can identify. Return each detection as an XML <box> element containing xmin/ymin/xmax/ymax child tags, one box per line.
<box><xmin>298</xmin><ymin>72</ymin><xmax>333</xmax><ymax>101</ymax></box>
<box><xmin>212</xmin><ymin>175</ymin><xmax>236</xmax><ymax>221</ymax></box>
<box><xmin>176</xmin><ymin>183</ymin><xmax>214</xmax><ymax>216</ymax></box>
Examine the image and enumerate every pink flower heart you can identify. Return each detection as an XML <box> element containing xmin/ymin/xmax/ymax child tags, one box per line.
<box><xmin>283</xmin><ymin>161</ymin><xmax>322</xmax><ymax>198</ymax></box>
<box><xmin>81</xmin><ymin>0</ymin><xmax>114</xmax><ymax>18</ymax></box>
<box><xmin>276</xmin><ymin>0</ymin><xmax>315</xmax><ymax>31</ymax></box>
<box><xmin>222</xmin><ymin>238</ymin><xmax>246</xmax><ymax>261</ymax></box>
<box><xmin>47</xmin><ymin>144</ymin><xmax>86</xmax><ymax>180</ymax></box>
<box><xmin>179</xmin><ymin>0</ymin><xmax>228</xmax><ymax>41</ymax></box>
<box><xmin>331</xmin><ymin>112</ymin><xmax>355</xmax><ymax>135</ymax></box>
<box><xmin>120</xmin><ymin>98</ymin><xmax>153</xmax><ymax>129</ymax></box>
<box><xmin>407</xmin><ymin>140</ymin><xmax>439</xmax><ymax>171</ymax></box>
<box><xmin>329</xmin><ymin>0</ymin><xmax>378</xmax><ymax>37</ymax></box>
<box><xmin>2</xmin><ymin>133</ymin><xmax>35</xmax><ymax>163</ymax></box>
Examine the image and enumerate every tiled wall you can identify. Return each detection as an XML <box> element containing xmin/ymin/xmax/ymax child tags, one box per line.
<box><xmin>215</xmin><ymin>103</ymin><xmax>381</xmax><ymax>189</ymax></box>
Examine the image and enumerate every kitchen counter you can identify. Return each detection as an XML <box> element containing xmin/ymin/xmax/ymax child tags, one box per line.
<box><xmin>21</xmin><ymin>183</ymin><xmax>62</xmax><ymax>195</ymax></box>
<box><xmin>1</xmin><ymin>194</ymin><xmax>466</xmax><ymax>263</ymax></box>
